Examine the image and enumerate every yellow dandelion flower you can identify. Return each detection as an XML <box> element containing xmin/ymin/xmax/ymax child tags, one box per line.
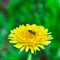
<box><xmin>8</xmin><ymin>24</ymin><xmax>53</xmax><ymax>54</ymax></box>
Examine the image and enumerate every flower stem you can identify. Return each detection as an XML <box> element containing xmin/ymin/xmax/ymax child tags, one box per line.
<box><xmin>27</xmin><ymin>52</ymin><xmax>32</xmax><ymax>60</ymax></box>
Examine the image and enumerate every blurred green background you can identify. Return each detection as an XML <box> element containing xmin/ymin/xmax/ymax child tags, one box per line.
<box><xmin>0</xmin><ymin>0</ymin><xmax>60</xmax><ymax>60</ymax></box>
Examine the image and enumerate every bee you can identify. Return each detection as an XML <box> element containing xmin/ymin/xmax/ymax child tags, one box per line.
<box><xmin>28</xmin><ymin>30</ymin><xmax>36</xmax><ymax>35</ymax></box>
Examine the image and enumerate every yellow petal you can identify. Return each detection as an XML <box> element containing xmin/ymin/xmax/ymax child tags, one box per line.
<box><xmin>34</xmin><ymin>47</ymin><xmax>40</xmax><ymax>51</ymax></box>
<box><xmin>14</xmin><ymin>44</ymin><xmax>23</xmax><ymax>48</ymax></box>
<box><xmin>47</xmin><ymin>32</ymin><xmax>51</xmax><ymax>34</ymax></box>
<box><xmin>30</xmin><ymin>47</ymin><xmax>34</xmax><ymax>54</ymax></box>
<box><xmin>32</xmin><ymin>24</ymin><xmax>36</xmax><ymax>27</ymax></box>
<box><xmin>8</xmin><ymin>34</ymin><xmax>15</xmax><ymax>37</ymax></box>
<box><xmin>25</xmin><ymin>46</ymin><xmax>29</xmax><ymax>52</ymax></box>
<box><xmin>48</xmin><ymin>36</ymin><xmax>53</xmax><ymax>40</ymax></box>
<box><xmin>44</xmin><ymin>29</ymin><xmax>48</xmax><ymax>33</ymax></box>
<box><xmin>26</xmin><ymin>24</ymin><xmax>30</xmax><ymax>28</ymax></box>
<box><xmin>42</xmin><ymin>41</ymin><xmax>51</xmax><ymax>45</ymax></box>
<box><xmin>9</xmin><ymin>41</ymin><xmax>17</xmax><ymax>43</ymax></box>
<box><xmin>11</xmin><ymin>30</ymin><xmax>14</xmax><ymax>33</ymax></box>
<box><xmin>26</xmin><ymin>24</ymin><xmax>30</xmax><ymax>26</ymax></box>
<box><xmin>20</xmin><ymin>46</ymin><xmax>25</xmax><ymax>52</ymax></box>
<box><xmin>38</xmin><ymin>45</ymin><xmax>45</xmax><ymax>49</ymax></box>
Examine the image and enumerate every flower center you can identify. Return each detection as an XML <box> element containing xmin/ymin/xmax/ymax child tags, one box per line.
<box><xmin>28</xmin><ymin>30</ymin><xmax>36</xmax><ymax>35</ymax></box>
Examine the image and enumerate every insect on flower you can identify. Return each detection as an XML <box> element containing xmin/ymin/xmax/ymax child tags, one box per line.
<box><xmin>28</xmin><ymin>30</ymin><xmax>36</xmax><ymax>35</ymax></box>
<box><xmin>8</xmin><ymin>24</ymin><xmax>53</xmax><ymax>54</ymax></box>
